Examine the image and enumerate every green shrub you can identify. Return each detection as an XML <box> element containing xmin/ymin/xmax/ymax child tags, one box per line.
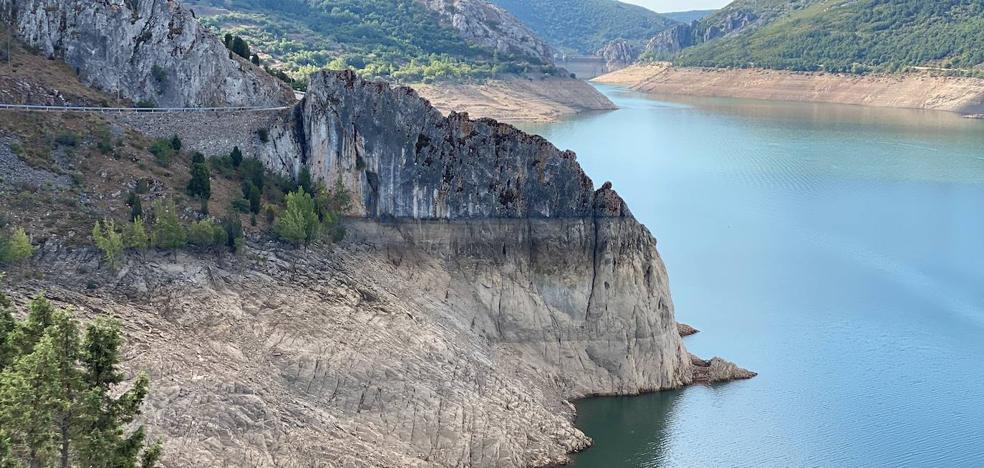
<box><xmin>92</xmin><ymin>220</ymin><xmax>124</xmax><ymax>270</ymax></box>
<box><xmin>169</xmin><ymin>135</ymin><xmax>182</xmax><ymax>152</ymax></box>
<box><xmin>187</xmin><ymin>219</ymin><xmax>227</xmax><ymax>249</ymax></box>
<box><xmin>0</xmin><ymin>227</ymin><xmax>33</xmax><ymax>264</ymax></box>
<box><xmin>274</xmin><ymin>188</ymin><xmax>319</xmax><ymax>246</ymax></box>
<box><xmin>126</xmin><ymin>191</ymin><xmax>143</xmax><ymax>221</ymax></box>
<box><xmin>256</xmin><ymin>129</ymin><xmax>269</xmax><ymax>144</ymax></box>
<box><xmin>148</xmin><ymin>139</ymin><xmax>175</xmax><ymax>167</ymax></box>
<box><xmin>135</xmin><ymin>99</ymin><xmax>156</xmax><ymax>109</ymax></box>
<box><xmin>240</xmin><ymin>159</ymin><xmax>265</xmax><ymax>191</ymax></box>
<box><xmin>241</xmin><ymin>181</ymin><xmax>262</xmax><ymax>214</ymax></box>
<box><xmin>124</xmin><ymin>217</ymin><xmax>150</xmax><ymax>250</ymax></box>
<box><xmin>230</xmin><ymin>198</ymin><xmax>251</xmax><ymax>214</ymax></box>
<box><xmin>220</xmin><ymin>215</ymin><xmax>244</xmax><ymax>252</ymax></box>
<box><xmin>54</xmin><ymin>132</ymin><xmax>78</xmax><ymax>147</ymax></box>
<box><xmin>151</xmin><ymin>199</ymin><xmax>187</xmax><ymax>249</ymax></box>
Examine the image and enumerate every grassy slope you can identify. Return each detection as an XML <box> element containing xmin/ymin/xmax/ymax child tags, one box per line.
<box><xmin>675</xmin><ymin>0</ymin><xmax>984</xmax><ymax>74</ymax></box>
<box><xmin>490</xmin><ymin>0</ymin><xmax>678</xmax><ymax>54</ymax></box>
<box><xmin>186</xmin><ymin>0</ymin><xmax>551</xmax><ymax>83</ymax></box>
<box><xmin>0</xmin><ymin>30</ymin><xmax>282</xmax><ymax>245</ymax></box>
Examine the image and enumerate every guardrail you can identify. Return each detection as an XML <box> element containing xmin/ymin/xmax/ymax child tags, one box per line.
<box><xmin>0</xmin><ymin>103</ymin><xmax>293</xmax><ymax>113</ymax></box>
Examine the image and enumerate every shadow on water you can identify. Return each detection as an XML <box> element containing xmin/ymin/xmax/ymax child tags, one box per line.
<box><xmin>570</xmin><ymin>389</ymin><xmax>683</xmax><ymax>468</ymax></box>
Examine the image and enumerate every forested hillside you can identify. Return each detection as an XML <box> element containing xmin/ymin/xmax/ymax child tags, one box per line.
<box><xmin>670</xmin><ymin>0</ymin><xmax>984</xmax><ymax>74</ymax></box>
<box><xmin>490</xmin><ymin>0</ymin><xmax>678</xmax><ymax>55</ymax></box>
<box><xmin>187</xmin><ymin>0</ymin><xmax>554</xmax><ymax>84</ymax></box>
<box><xmin>662</xmin><ymin>10</ymin><xmax>718</xmax><ymax>24</ymax></box>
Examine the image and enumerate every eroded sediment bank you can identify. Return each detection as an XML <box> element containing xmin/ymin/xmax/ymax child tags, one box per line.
<box><xmin>597</xmin><ymin>64</ymin><xmax>984</xmax><ymax>116</ymax></box>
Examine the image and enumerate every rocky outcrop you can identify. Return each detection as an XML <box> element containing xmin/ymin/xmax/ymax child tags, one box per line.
<box><xmin>597</xmin><ymin>40</ymin><xmax>637</xmax><ymax>72</ymax></box>
<box><xmin>417</xmin><ymin>0</ymin><xmax>555</xmax><ymax>64</ymax></box>
<box><xmin>646</xmin><ymin>22</ymin><xmax>698</xmax><ymax>57</ymax></box>
<box><xmin>0</xmin><ymin>0</ymin><xmax>294</xmax><ymax>107</ymax></box>
<box><xmin>690</xmin><ymin>355</ymin><xmax>757</xmax><ymax>384</ymax></box>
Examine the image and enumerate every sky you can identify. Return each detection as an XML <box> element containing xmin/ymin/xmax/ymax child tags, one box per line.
<box><xmin>621</xmin><ymin>0</ymin><xmax>731</xmax><ymax>13</ymax></box>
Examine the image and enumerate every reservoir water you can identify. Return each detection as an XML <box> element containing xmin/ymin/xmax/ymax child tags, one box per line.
<box><xmin>520</xmin><ymin>85</ymin><xmax>984</xmax><ymax>467</ymax></box>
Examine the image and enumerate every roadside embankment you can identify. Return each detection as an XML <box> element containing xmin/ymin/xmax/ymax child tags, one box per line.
<box><xmin>596</xmin><ymin>64</ymin><xmax>984</xmax><ymax>116</ymax></box>
<box><xmin>413</xmin><ymin>76</ymin><xmax>617</xmax><ymax>123</ymax></box>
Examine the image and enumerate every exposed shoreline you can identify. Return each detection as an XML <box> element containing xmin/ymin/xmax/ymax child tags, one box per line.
<box><xmin>412</xmin><ymin>75</ymin><xmax>617</xmax><ymax>123</ymax></box>
<box><xmin>595</xmin><ymin>64</ymin><xmax>984</xmax><ymax>117</ymax></box>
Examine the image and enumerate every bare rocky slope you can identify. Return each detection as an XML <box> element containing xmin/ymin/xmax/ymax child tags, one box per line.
<box><xmin>597</xmin><ymin>64</ymin><xmax>984</xmax><ymax>116</ymax></box>
<box><xmin>418</xmin><ymin>0</ymin><xmax>555</xmax><ymax>65</ymax></box>
<box><xmin>0</xmin><ymin>0</ymin><xmax>294</xmax><ymax>107</ymax></box>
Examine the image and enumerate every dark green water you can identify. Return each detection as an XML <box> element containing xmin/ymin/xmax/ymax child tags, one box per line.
<box><xmin>521</xmin><ymin>86</ymin><xmax>984</xmax><ymax>467</ymax></box>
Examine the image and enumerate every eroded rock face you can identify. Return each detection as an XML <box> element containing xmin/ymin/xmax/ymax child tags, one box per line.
<box><xmin>0</xmin><ymin>0</ymin><xmax>294</xmax><ymax>107</ymax></box>
<box><xmin>646</xmin><ymin>22</ymin><xmax>698</xmax><ymax>57</ymax></box>
<box><xmin>417</xmin><ymin>0</ymin><xmax>555</xmax><ymax>64</ymax></box>
<box><xmin>257</xmin><ymin>70</ymin><xmax>708</xmax><ymax>398</ymax></box>
<box><xmin>597</xmin><ymin>39</ymin><xmax>638</xmax><ymax>72</ymax></box>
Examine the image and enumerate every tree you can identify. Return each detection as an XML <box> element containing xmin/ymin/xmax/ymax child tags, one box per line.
<box><xmin>92</xmin><ymin>220</ymin><xmax>125</xmax><ymax>270</ymax></box>
<box><xmin>126</xmin><ymin>192</ymin><xmax>143</xmax><ymax>222</ymax></box>
<box><xmin>250</xmin><ymin>53</ymin><xmax>260</xmax><ymax>66</ymax></box>
<box><xmin>0</xmin><ymin>227</ymin><xmax>33</xmax><ymax>265</ymax></box>
<box><xmin>169</xmin><ymin>135</ymin><xmax>182</xmax><ymax>153</ymax></box>
<box><xmin>241</xmin><ymin>182</ymin><xmax>262</xmax><ymax>215</ymax></box>
<box><xmin>187</xmin><ymin>156</ymin><xmax>212</xmax><ymax>200</ymax></box>
<box><xmin>220</xmin><ymin>215</ymin><xmax>244</xmax><ymax>253</ymax></box>
<box><xmin>187</xmin><ymin>220</ymin><xmax>227</xmax><ymax>249</ymax></box>
<box><xmin>231</xmin><ymin>36</ymin><xmax>250</xmax><ymax>59</ymax></box>
<box><xmin>230</xmin><ymin>146</ymin><xmax>243</xmax><ymax>168</ymax></box>
<box><xmin>124</xmin><ymin>218</ymin><xmax>150</xmax><ymax>250</ymax></box>
<box><xmin>150</xmin><ymin>199</ymin><xmax>186</xmax><ymax>249</ymax></box>
<box><xmin>275</xmin><ymin>188</ymin><xmax>319</xmax><ymax>246</ymax></box>
<box><xmin>0</xmin><ymin>291</ymin><xmax>162</xmax><ymax>467</ymax></box>
<box><xmin>297</xmin><ymin>167</ymin><xmax>313</xmax><ymax>195</ymax></box>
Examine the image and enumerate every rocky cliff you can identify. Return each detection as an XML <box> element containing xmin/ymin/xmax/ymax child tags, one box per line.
<box><xmin>417</xmin><ymin>0</ymin><xmax>555</xmax><ymax>64</ymax></box>
<box><xmin>597</xmin><ymin>39</ymin><xmax>638</xmax><ymax>72</ymax></box>
<box><xmin>0</xmin><ymin>0</ymin><xmax>294</xmax><ymax>107</ymax></box>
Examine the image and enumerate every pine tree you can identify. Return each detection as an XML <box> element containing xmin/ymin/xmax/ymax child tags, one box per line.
<box><xmin>230</xmin><ymin>146</ymin><xmax>243</xmax><ymax>168</ymax></box>
<box><xmin>151</xmin><ymin>199</ymin><xmax>186</xmax><ymax>249</ymax></box>
<box><xmin>0</xmin><ymin>292</ymin><xmax>162</xmax><ymax>467</ymax></box>
<box><xmin>126</xmin><ymin>192</ymin><xmax>143</xmax><ymax>222</ymax></box>
<box><xmin>169</xmin><ymin>135</ymin><xmax>182</xmax><ymax>153</ymax></box>
<box><xmin>124</xmin><ymin>218</ymin><xmax>150</xmax><ymax>250</ymax></box>
<box><xmin>187</xmin><ymin>157</ymin><xmax>212</xmax><ymax>200</ymax></box>
<box><xmin>92</xmin><ymin>220</ymin><xmax>125</xmax><ymax>270</ymax></box>
<box><xmin>0</xmin><ymin>227</ymin><xmax>33</xmax><ymax>264</ymax></box>
<box><xmin>275</xmin><ymin>188</ymin><xmax>319</xmax><ymax>246</ymax></box>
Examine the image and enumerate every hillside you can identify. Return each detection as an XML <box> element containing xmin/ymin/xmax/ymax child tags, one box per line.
<box><xmin>662</xmin><ymin>9</ymin><xmax>718</xmax><ymax>23</ymax></box>
<box><xmin>490</xmin><ymin>0</ymin><xmax>678</xmax><ymax>55</ymax></box>
<box><xmin>186</xmin><ymin>0</ymin><xmax>555</xmax><ymax>84</ymax></box>
<box><xmin>651</xmin><ymin>0</ymin><xmax>984</xmax><ymax>75</ymax></box>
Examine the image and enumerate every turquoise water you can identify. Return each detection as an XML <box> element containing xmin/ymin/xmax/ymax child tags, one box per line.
<box><xmin>520</xmin><ymin>86</ymin><xmax>984</xmax><ymax>467</ymax></box>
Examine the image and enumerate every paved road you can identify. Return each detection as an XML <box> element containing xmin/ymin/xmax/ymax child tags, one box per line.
<box><xmin>0</xmin><ymin>103</ymin><xmax>293</xmax><ymax>113</ymax></box>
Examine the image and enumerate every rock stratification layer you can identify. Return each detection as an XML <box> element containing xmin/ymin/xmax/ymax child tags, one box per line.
<box><xmin>0</xmin><ymin>0</ymin><xmax>294</xmax><ymax>107</ymax></box>
<box><xmin>417</xmin><ymin>0</ymin><xmax>555</xmax><ymax>64</ymax></box>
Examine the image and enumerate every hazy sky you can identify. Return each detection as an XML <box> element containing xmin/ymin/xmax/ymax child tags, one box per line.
<box><xmin>621</xmin><ymin>0</ymin><xmax>731</xmax><ymax>13</ymax></box>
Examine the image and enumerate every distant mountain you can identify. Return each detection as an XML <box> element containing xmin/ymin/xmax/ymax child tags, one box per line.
<box><xmin>662</xmin><ymin>9</ymin><xmax>717</xmax><ymax>24</ymax></box>
<box><xmin>649</xmin><ymin>0</ymin><xmax>984</xmax><ymax>75</ymax></box>
<box><xmin>186</xmin><ymin>0</ymin><xmax>556</xmax><ymax>84</ymax></box>
<box><xmin>490</xmin><ymin>0</ymin><xmax>678</xmax><ymax>55</ymax></box>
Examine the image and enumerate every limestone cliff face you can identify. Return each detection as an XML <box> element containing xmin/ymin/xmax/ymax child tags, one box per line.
<box><xmin>597</xmin><ymin>39</ymin><xmax>638</xmax><ymax>72</ymax></box>
<box><xmin>0</xmin><ymin>0</ymin><xmax>294</xmax><ymax>107</ymax></box>
<box><xmin>417</xmin><ymin>0</ymin><xmax>555</xmax><ymax>64</ymax></box>
<box><xmin>260</xmin><ymin>69</ymin><xmax>695</xmax><ymax>397</ymax></box>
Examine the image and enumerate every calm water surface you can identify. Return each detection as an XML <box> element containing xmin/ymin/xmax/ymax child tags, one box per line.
<box><xmin>520</xmin><ymin>85</ymin><xmax>984</xmax><ymax>467</ymax></box>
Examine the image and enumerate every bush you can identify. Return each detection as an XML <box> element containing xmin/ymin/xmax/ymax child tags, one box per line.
<box><xmin>151</xmin><ymin>199</ymin><xmax>187</xmax><ymax>249</ymax></box>
<box><xmin>169</xmin><ymin>135</ymin><xmax>183</xmax><ymax>152</ymax></box>
<box><xmin>240</xmin><ymin>159</ymin><xmax>265</xmax><ymax>191</ymax></box>
<box><xmin>241</xmin><ymin>181</ymin><xmax>262</xmax><ymax>214</ymax></box>
<box><xmin>92</xmin><ymin>220</ymin><xmax>124</xmax><ymax>270</ymax></box>
<box><xmin>220</xmin><ymin>215</ymin><xmax>244</xmax><ymax>252</ymax></box>
<box><xmin>124</xmin><ymin>217</ymin><xmax>150</xmax><ymax>250</ymax></box>
<box><xmin>256</xmin><ymin>129</ymin><xmax>269</xmax><ymax>143</ymax></box>
<box><xmin>274</xmin><ymin>188</ymin><xmax>319</xmax><ymax>246</ymax></box>
<box><xmin>187</xmin><ymin>219</ymin><xmax>227</xmax><ymax>249</ymax></box>
<box><xmin>126</xmin><ymin>191</ymin><xmax>143</xmax><ymax>221</ymax></box>
<box><xmin>148</xmin><ymin>139</ymin><xmax>175</xmax><ymax>167</ymax></box>
<box><xmin>230</xmin><ymin>198</ymin><xmax>251</xmax><ymax>214</ymax></box>
<box><xmin>0</xmin><ymin>227</ymin><xmax>33</xmax><ymax>264</ymax></box>
<box><xmin>54</xmin><ymin>132</ymin><xmax>79</xmax><ymax>147</ymax></box>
